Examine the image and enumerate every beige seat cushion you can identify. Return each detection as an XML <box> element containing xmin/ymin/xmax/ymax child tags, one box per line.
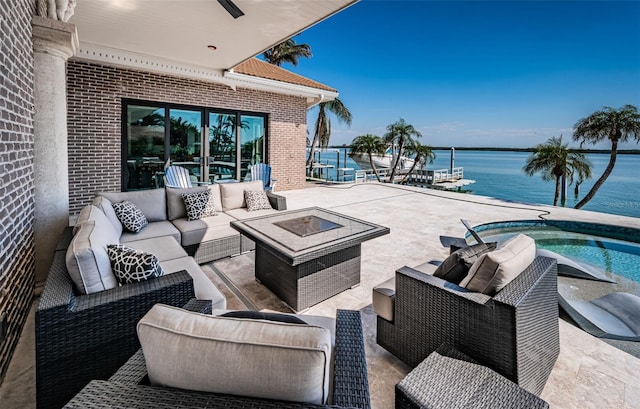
<box><xmin>119</xmin><ymin>221</ymin><xmax>181</xmax><ymax>244</ymax></box>
<box><xmin>219</xmin><ymin>180</ymin><xmax>264</xmax><ymax>211</ymax></box>
<box><xmin>373</xmin><ymin>277</ymin><xmax>396</xmax><ymax>322</ymax></box>
<box><xmin>138</xmin><ymin>304</ymin><xmax>332</xmax><ymax>404</ymax></box>
<box><xmin>124</xmin><ymin>236</ymin><xmax>188</xmax><ymax>262</ymax></box>
<box><xmin>224</xmin><ymin>207</ymin><xmax>280</xmax><ymax>220</ymax></box>
<box><xmin>171</xmin><ymin>213</ymin><xmax>238</xmax><ymax>246</ymax></box>
<box><xmin>460</xmin><ymin>234</ymin><xmax>536</xmax><ymax>295</ymax></box>
<box><xmin>160</xmin><ymin>257</ymin><xmax>226</xmax><ymax>307</ymax></box>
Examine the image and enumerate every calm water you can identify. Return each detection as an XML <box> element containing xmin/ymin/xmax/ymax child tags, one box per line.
<box><xmin>311</xmin><ymin>148</ymin><xmax>640</xmax><ymax>219</ymax></box>
<box><xmin>474</xmin><ymin>221</ymin><xmax>640</xmax><ymax>282</ymax></box>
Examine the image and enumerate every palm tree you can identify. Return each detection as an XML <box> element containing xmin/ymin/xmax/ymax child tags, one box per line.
<box><xmin>383</xmin><ymin>118</ymin><xmax>422</xmax><ymax>182</ymax></box>
<box><xmin>262</xmin><ymin>37</ymin><xmax>312</xmax><ymax>67</ymax></box>
<box><xmin>523</xmin><ymin>136</ymin><xmax>592</xmax><ymax>206</ymax></box>
<box><xmin>306</xmin><ymin>98</ymin><xmax>352</xmax><ymax>168</ymax></box>
<box><xmin>572</xmin><ymin>104</ymin><xmax>640</xmax><ymax>209</ymax></box>
<box><xmin>349</xmin><ymin>134</ymin><xmax>388</xmax><ymax>182</ymax></box>
<box><xmin>399</xmin><ymin>141</ymin><xmax>436</xmax><ymax>184</ymax></box>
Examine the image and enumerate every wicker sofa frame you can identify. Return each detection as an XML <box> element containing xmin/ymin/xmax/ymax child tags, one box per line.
<box><xmin>64</xmin><ymin>304</ymin><xmax>371</xmax><ymax>409</ymax></box>
<box><xmin>36</xmin><ymin>227</ymin><xmax>196</xmax><ymax>409</ymax></box>
<box><xmin>377</xmin><ymin>256</ymin><xmax>559</xmax><ymax>395</ymax></box>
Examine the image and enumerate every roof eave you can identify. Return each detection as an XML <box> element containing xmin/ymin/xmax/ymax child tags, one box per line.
<box><xmin>224</xmin><ymin>70</ymin><xmax>339</xmax><ymax>108</ymax></box>
<box><xmin>72</xmin><ymin>43</ymin><xmax>337</xmax><ymax>107</ymax></box>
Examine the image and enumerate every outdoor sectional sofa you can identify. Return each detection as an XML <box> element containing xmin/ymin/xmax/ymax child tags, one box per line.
<box><xmin>36</xmin><ymin>180</ymin><xmax>287</xmax><ymax>409</ymax></box>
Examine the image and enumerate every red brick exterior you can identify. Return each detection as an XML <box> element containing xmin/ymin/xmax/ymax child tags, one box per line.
<box><xmin>0</xmin><ymin>0</ymin><xmax>36</xmax><ymax>383</ymax></box>
<box><xmin>66</xmin><ymin>61</ymin><xmax>309</xmax><ymax>214</ymax></box>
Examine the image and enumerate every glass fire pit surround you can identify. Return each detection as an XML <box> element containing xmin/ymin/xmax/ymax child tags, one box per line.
<box><xmin>230</xmin><ymin>207</ymin><xmax>390</xmax><ymax>311</ymax></box>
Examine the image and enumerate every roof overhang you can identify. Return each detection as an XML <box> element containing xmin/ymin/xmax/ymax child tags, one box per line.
<box><xmin>69</xmin><ymin>0</ymin><xmax>356</xmax><ymax>104</ymax></box>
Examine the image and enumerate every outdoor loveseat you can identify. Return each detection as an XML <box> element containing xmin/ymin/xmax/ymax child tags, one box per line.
<box><xmin>36</xmin><ymin>181</ymin><xmax>287</xmax><ymax>408</ymax></box>
<box><xmin>64</xmin><ymin>302</ymin><xmax>371</xmax><ymax>409</ymax></box>
<box><xmin>374</xmin><ymin>234</ymin><xmax>560</xmax><ymax>396</ymax></box>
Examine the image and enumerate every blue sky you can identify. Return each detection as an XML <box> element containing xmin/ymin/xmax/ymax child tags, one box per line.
<box><xmin>287</xmin><ymin>0</ymin><xmax>640</xmax><ymax>149</ymax></box>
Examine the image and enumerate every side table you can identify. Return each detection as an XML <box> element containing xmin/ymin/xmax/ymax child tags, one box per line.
<box><xmin>395</xmin><ymin>345</ymin><xmax>549</xmax><ymax>409</ymax></box>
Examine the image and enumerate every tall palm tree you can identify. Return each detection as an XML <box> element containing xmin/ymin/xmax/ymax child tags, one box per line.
<box><xmin>399</xmin><ymin>141</ymin><xmax>436</xmax><ymax>184</ymax></box>
<box><xmin>349</xmin><ymin>134</ymin><xmax>388</xmax><ymax>182</ymax></box>
<box><xmin>523</xmin><ymin>136</ymin><xmax>592</xmax><ymax>206</ymax></box>
<box><xmin>572</xmin><ymin>104</ymin><xmax>640</xmax><ymax>209</ymax></box>
<box><xmin>306</xmin><ymin>98</ymin><xmax>352</xmax><ymax>167</ymax></box>
<box><xmin>262</xmin><ymin>37</ymin><xmax>312</xmax><ymax>67</ymax></box>
<box><xmin>383</xmin><ymin>118</ymin><xmax>422</xmax><ymax>182</ymax></box>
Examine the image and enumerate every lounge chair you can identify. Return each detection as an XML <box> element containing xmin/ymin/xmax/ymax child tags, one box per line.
<box><xmin>164</xmin><ymin>165</ymin><xmax>209</xmax><ymax>188</ymax></box>
<box><xmin>248</xmin><ymin>163</ymin><xmax>277</xmax><ymax>191</ymax></box>
<box><xmin>558</xmin><ymin>282</ymin><xmax>640</xmax><ymax>341</ymax></box>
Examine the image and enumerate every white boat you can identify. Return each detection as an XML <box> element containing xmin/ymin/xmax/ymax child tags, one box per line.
<box><xmin>349</xmin><ymin>148</ymin><xmax>415</xmax><ymax>170</ymax></box>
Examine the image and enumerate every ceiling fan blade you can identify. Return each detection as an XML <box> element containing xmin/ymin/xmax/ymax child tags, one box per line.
<box><xmin>218</xmin><ymin>0</ymin><xmax>245</xmax><ymax>19</ymax></box>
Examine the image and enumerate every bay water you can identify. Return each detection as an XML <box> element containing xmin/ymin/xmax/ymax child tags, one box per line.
<box><xmin>310</xmin><ymin>148</ymin><xmax>640</xmax><ymax>219</ymax></box>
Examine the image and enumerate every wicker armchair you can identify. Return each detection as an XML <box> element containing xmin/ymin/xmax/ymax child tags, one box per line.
<box><xmin>36</xmin><ymin>227</ymin><xmax>196</xmax><ymax>409</ymax></box>
<box><xmin>376</xmin><ymin>256</ymin><xmax>559</xmax><ymax>395</ymax></box>
<box><xmin>63</xmin><ymin>306</ymin><xmax>371</xmax><ymax>409</ymax></box>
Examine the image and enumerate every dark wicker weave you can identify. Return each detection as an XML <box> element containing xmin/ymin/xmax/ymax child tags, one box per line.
<box><xmin>395</xmin><ymin>344</ymin><xmax>549</xmax><ymax>409</ymax></box>
<box><xmin>255</xmin><ymin>243</ymin><xmax>361</xmax><ymax>311</ymax></box>
<box><xmin>36</xmin><ymin>227</ymin><xmax>196</xmax><ymax>409</ymax></box>
<box><xmin>64</xmin><ymin>308</ymin><xmax>370</xmax><ymax>409</ymax></box>
<box><xmin>377</xmin><ymin>256</ymin><xmax>559</xmax><ymax>395</ymax></box>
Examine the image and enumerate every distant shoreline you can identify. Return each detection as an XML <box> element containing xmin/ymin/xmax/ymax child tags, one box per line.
<box><xmin>328</xmin><ymin>146</ymin><xmax>640</xmax><ymax>155</ymax></box>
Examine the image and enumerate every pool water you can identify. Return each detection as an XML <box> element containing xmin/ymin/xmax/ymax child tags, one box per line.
<box><xmin>472</xmin><ymin>220</ymin><xmax>640</xmax><ymax>283</ymax></box>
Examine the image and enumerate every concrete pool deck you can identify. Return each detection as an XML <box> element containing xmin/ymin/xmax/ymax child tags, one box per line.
<box><xmin>2</xmin><ymin>182</ymin><xmax>640</xmax><ymax>408</ymax></box>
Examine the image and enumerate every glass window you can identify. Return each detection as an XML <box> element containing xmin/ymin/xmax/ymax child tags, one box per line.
<box><xmin>125</xmin><ymin>105</ymin><xmax>165</xmax><ymax>190</ymax></box>
<box><xmin>209</xmin><ymin>112</ymin><xmax>237</xmax><ymax>183</ymax></box>
<box><xmin>123</xmin><ymin>101</ymin><xmax>267</xmax><ymax>190</ymax></box>
<box><xmin>240</xmin><ymin>115</ymin><xmax>266</xmax><ymax>180</ymax></box>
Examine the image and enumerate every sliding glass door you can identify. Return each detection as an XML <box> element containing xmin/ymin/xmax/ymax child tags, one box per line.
<box><xmin>208</xmin><ymin>112</ymin><xmax>237</xmax><ymax>182</ymax></box>
<box><xmin>169</xmin><ymin>108</ymin><xmax>203</xmax><ymax>184</ymax></box>
<box><xmin>124</xmin><ymin>104</ymin><xmax>166</xmax><ymax>190</ymax></box>
<box><xmin>123</xmin><ymin>100</ymin><xmax>267</xmax><ymax>190</ymax></box>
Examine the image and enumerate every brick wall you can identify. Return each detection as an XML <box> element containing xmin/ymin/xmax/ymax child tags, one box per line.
<box><xmin>66</xmin><ymin>61</ymin><xmax>309</xmax><ymax>214</ymax></box>
<box><xmin>0</xmin><ymin>0</ymin><xmax>36</xmax><ymax>383</ymax></box>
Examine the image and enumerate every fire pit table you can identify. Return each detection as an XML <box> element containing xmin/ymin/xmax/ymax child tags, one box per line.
<box><xmin>231</xmin><ymin>207</ymin><xmax>390</xmax><ymax>311</ymax></box>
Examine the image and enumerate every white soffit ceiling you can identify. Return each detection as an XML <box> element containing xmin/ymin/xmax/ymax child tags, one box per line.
<box><xmin>70</xmin><ymin>0</ymin><xmax>357</xmax><ymax>73</ymax></box>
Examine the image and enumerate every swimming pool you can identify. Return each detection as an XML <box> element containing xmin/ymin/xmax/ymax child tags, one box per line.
<box><xmin>471</xmin><ymin>220</ymin><xmax>640</xmax><ymax>283</ymax></box>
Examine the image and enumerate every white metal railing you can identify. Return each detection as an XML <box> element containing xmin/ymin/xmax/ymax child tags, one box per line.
<box><xmin>409</xmin><ymin>167</ymin><xmax>464</xmax><ymax>184</ymax></box>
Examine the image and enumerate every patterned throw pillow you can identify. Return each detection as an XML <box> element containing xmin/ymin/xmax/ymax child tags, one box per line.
<box><xmin>244</xmin><ymin>190</ymin><xmax>272</xmax><ymax>212</ymax></box>
<box><xmin>112</xmin><ymin>200</ymin><xmax>148</xmax><ymax>233</ymax></box>
<box><xmin>182</xmin><ymin>190</ymin><xmax>217</xmax><ymax>221</ymax></box>
<box><xmin>106</xmin><ymin>244</ymin><xmax>164</xmax><ymax>284</ymax></box>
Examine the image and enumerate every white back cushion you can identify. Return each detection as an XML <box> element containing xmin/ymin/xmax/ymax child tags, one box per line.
<box><xmin>66</xmin><ymin>220</ymin><xmax>119</xmax><ymax>294</ymax></box>
<box><xmin>138</xmin><ymin>304</ymin><xmax>332</xmax><ymax>404</ymax></box>
<box><xmin>219</xmin><ymin>180</ymin><xmax>264</xmax><ymax>210</ymax></box>
<box><xmin>91</xmin><ymin>196</ymin><xmax>123</xmax><ymax>236</ymax></box>
<box><xmin>459</xmin><ymin>234</ymin><xmax>536</xmax><ymax>295</ymax></box>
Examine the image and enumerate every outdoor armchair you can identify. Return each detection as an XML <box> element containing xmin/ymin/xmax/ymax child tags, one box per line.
<box><xmin>36</xmin><ymin>227</ymin><xmax>196</xmax><ymax>409</ymax></box>
<box><xmin>64</xmin><ymin>305</ymin><xmax>371</xmax><ymax>409</ymax></box>
<box><xmin>376</xmin><ymin>256</ymin><xmax>559</xmax><ymax>395</ymax></box>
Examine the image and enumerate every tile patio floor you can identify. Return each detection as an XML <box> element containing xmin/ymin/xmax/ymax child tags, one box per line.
<box><xmin>2</xmin><ymin>182</ymin><xmax>640</xmax><ymax>408</ymax></box>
